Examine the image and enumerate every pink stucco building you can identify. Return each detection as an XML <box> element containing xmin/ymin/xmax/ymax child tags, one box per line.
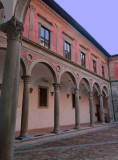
<box><xmin>0</xmin><ymin>0</ymin><xmax>118</xmax><ymax>139</ymax></box>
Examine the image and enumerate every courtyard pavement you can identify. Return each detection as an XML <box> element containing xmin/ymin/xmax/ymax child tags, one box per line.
<box><xmin>14</xmin><ymin>123</ymin><xmax>118</xmax><ymax>160</ymax></box>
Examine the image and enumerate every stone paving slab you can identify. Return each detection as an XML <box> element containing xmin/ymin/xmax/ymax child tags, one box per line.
<box><xmin>14</xmin><ymin>123</ymin><xmax>118</xmax><ymax>160</ymax></box>
<box><xmin>15</xmin><ymin>123</ymin><xmax>117</xmax><ymax>148</ymax></box>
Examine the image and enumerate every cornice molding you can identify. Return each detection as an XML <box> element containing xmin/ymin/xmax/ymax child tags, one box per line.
<box><xmin>79</xmin><ymin>44</ymin><xmax>89</xmax><ymax>51</ymax></box>
<box><xmin>37</xmin><ymin>12</ymin><xmax>53</xmax><ymax>26</ymax></box>
<box><xmin>62</xmin><ymin>31</ymin><xmax>75</xmax><ymax>41</ymax></box>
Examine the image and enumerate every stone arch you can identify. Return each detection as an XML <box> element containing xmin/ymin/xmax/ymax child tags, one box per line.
<box><xmin>28</xmin><ymin>59</ymin><xmax>58</xmax><ymax>83</ymax></box>
<box><xmin>59</xmin><ymin>68</ymin><xmax>78</xmax><ymax>130</ymax></box>
<box><xmin>14</xmin><ymin>0</ymin><xmax>31</xmax><ymax>23</ymax></box>
<box><xmin>78</xmin><ymin>77</ymin><xmax>92</xmax><ymax>125</ymax></box>
<box><xmin>102</xmin><ymin>85</ymin><xmax>110</xmax><ymax>123</ymax></box>
<box><xmin>59</xmin><ymin>68</ymin><xmax>77</xmax><ymax>88</ymax></box>
<box><xmin>92</xmin><ymin>81</ymin><xmax>101</xmax><ymax>123</ymax></box>
<box><xmin>20</xmin><ymin>57</ymin><xmax>27</xmax><ymax>76</ymax></box>
<box><xmin>78</xmin><ymin>77</ymin><xmax>91</xmax><ymax>91</ymax></box>
<box><xmin>102</xmin><ymin>85</ymin><xmax>109</xmax><ymax>97</ymax></box>
<box><xmin>92</xmin><ymin>82</ymin><xmax>101</xmax><ymax>94</ymax></box>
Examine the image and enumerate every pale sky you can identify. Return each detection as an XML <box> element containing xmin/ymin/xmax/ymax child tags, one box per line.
<box><xmin>54</xmin><ymin>0</ymin><xmax>118</xmax><ymax>55</ymax></box>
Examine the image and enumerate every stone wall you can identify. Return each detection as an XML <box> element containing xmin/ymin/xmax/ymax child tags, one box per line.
<box><xmin>109</xmin><ymin>56</ymin><xmax>118</xmax><ymax>121</ymax></box>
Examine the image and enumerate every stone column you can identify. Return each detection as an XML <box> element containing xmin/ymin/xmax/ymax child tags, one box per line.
<box><xmin>88</xmin><ymin>91</ymin><xmax>94</xmax><ymax>126</ymax></box>
<box><xmin>19</xmin><ymin>76</ymin><xmax>31</xmax><ymax>139</ymax></box>
<box><xmin>53</xmin><ymin>83</ymin><xmax>60</xmax><ymax>133</ymax></box>
<box><xmin>107</xmin><ymin>96</ymin><xmax>114</xmax><ymax>122</ymax></box>
<box><xmin>0</xmin><ymin>17</ymin><xmax>23</xmax><ymax>160</ymax></box>
<box><xmin>74</xmin><ymin>89</ymin><xmax>80</xmax><ymax>129</ymax></box>
<box><xmin>99</xmin><ymin>94</ymin><xmax>105</xmax><ymax>123</ymax></box>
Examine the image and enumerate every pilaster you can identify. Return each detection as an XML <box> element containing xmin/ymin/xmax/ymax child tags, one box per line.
<box><xmin>29</xmin><ymin>5</ymin><xmax>35</xmax><ymax>40</ymax></box>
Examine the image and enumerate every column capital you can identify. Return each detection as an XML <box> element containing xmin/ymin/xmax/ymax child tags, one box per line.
<box><xmin>99</xmin><ymin>93</ymin><xmax>103</xmax><ymax>97</ymax></box>
<box><xmin>53</xmin><ymin>83</ymin><xmax>60</xmax><ymax>90</ymax></box>
<box><xmin>88</xmin><ymin>91</ymin><xmax>93</xmax><ymax>97</ymax></box>
<box><xmin>107</xmin><ymin>96</ymin><xmax>110</xmax><ymax>99</ymax></box>
<box><xmin>74</xmin><ymin>88</ymin><xmax>79</xmax><ymax>94</ymax></box>
<box><xmin>22</xmin><ymin>76</ymin><xmax>31</xmax><ymax>84</ymax></box>
<box><xmin>0</xmin><ymin>17</ymin><xmax>24</xmax><ymax>41</ymax></box>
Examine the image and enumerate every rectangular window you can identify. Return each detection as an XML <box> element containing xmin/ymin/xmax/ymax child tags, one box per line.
<box><xmin>64</xmin><ymin>41</ymin><xmax>71</xmax><ymax>60</ymax></box>
<box><xmin>102</xmin><ymin>66</ymin><xmax>105</xmax><ymax>77</ymax></box>
<box><xmin>81</xmin><ymin>52</ymin><xmax>86</xmax><ymax>67</ymax></box>
<box><xmin>38</xmin><ymin>87</ymin><xmax>48</xmax><ymax>108</ymax></box>
<box><xmin>40</xmin><ymin>26</ymin><xmax>50</xmax><ymax>49</ymax></box>
<box><xmin>72</xmin><ymin>94</ymin><xmax>75</xmax><ymax>108</ymax></box>
<box><xmin>93</xmin><ymin>60</ymin><xmax>97</xmax><ymax>73</ymax></box>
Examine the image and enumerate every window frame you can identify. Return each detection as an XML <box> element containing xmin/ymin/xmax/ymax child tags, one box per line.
<box><xmin>102</xmin><ymin>65</ymin><xmax>105</xmax><ymax>77</ymax></box>
<box><xmin>38</xmin><ymin>86</ymin><xmax>49</xmax><ymax>109</ymax></box>
<box><xmin>93</xmin><ymin>60</ymin><xmax>97</xmax><ymax>73</ymax></box>
<box><xmin>64</xmin><ymin>41</ymin><xmax>71</xmax><ymax>60</ymax></box>
<box><xmin>80</xmin><ymin>52</ymin><xmax>86</xmax><ymax>67</ymax></box>
<box><xmin>39</xmin><ymin>26</ymin><xmax>50</xmax><ymax>49</ymax></box>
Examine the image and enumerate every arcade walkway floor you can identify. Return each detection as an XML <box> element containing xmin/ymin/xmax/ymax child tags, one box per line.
<box><xmin>14</xmin><ymin>123</ymin><xmax>118</xmax><ymax>160</ymax></box>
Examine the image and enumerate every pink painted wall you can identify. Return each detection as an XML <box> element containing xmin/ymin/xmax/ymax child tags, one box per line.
<box><xmin>23</xmin><ymin>8</ymin><xmax>30</xmax><ymax>38</ymax></box>
<box><xmin>52</xmin><ymin>24</ymin><xmax>57</xmax><ymax>52</ymax></box>
<box><xmin>33</xmin><ymin>10</ymin><xmax>39</xmax><ymax>43</ymax></box>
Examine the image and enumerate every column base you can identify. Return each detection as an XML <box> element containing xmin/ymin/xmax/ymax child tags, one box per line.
<box><xmin>101</xmin><ymin>122</ymin><xmax>105</xmax><ymax>125</ymax></box>
<box><xmin>109</xmin><ymin>120</ymin><xmax>114</xmax><ymax>123</ymax></box>
<box><xmin>74</xmin><ymin>125</ymin><xmax>80</xmax><ymax>130</ymax></box>
<box><xmin>90</xmin><ymin>124</ymin><xmax>95</xmax><ymax>127</ymax></box>
<box><xmin>51</xmin><ymin>130</ymin><xmax>61</xmax><ymax>134</ymax></box>
<box><xmin>16</xmin><ymin>135</ymin><xmax>29</xmax><ymax>140</ymax></box>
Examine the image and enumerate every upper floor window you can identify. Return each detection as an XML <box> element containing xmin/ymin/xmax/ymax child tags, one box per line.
<box><xmin>102</xmin><ymin>66</ymin><xmax>105</xmax><ymax>77</ymax></box>
<box><xmin>64</xmin><ymin>41</ymin><xmax>71</xmax><ymax>60</ymax></box>
<box><xmin>40</xmin><ymin>26</ymin><xmax>50</xmax><ymax>49</ymax></box>
<box><xmin>81</xmin><ymin>52</ymin><xmax>86</xmax><ymax>67</ymax></box>
<box><xmin>93</xmin><ymin>60</ymin><xmax>97</xmax><ymax>73</ymax></box>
